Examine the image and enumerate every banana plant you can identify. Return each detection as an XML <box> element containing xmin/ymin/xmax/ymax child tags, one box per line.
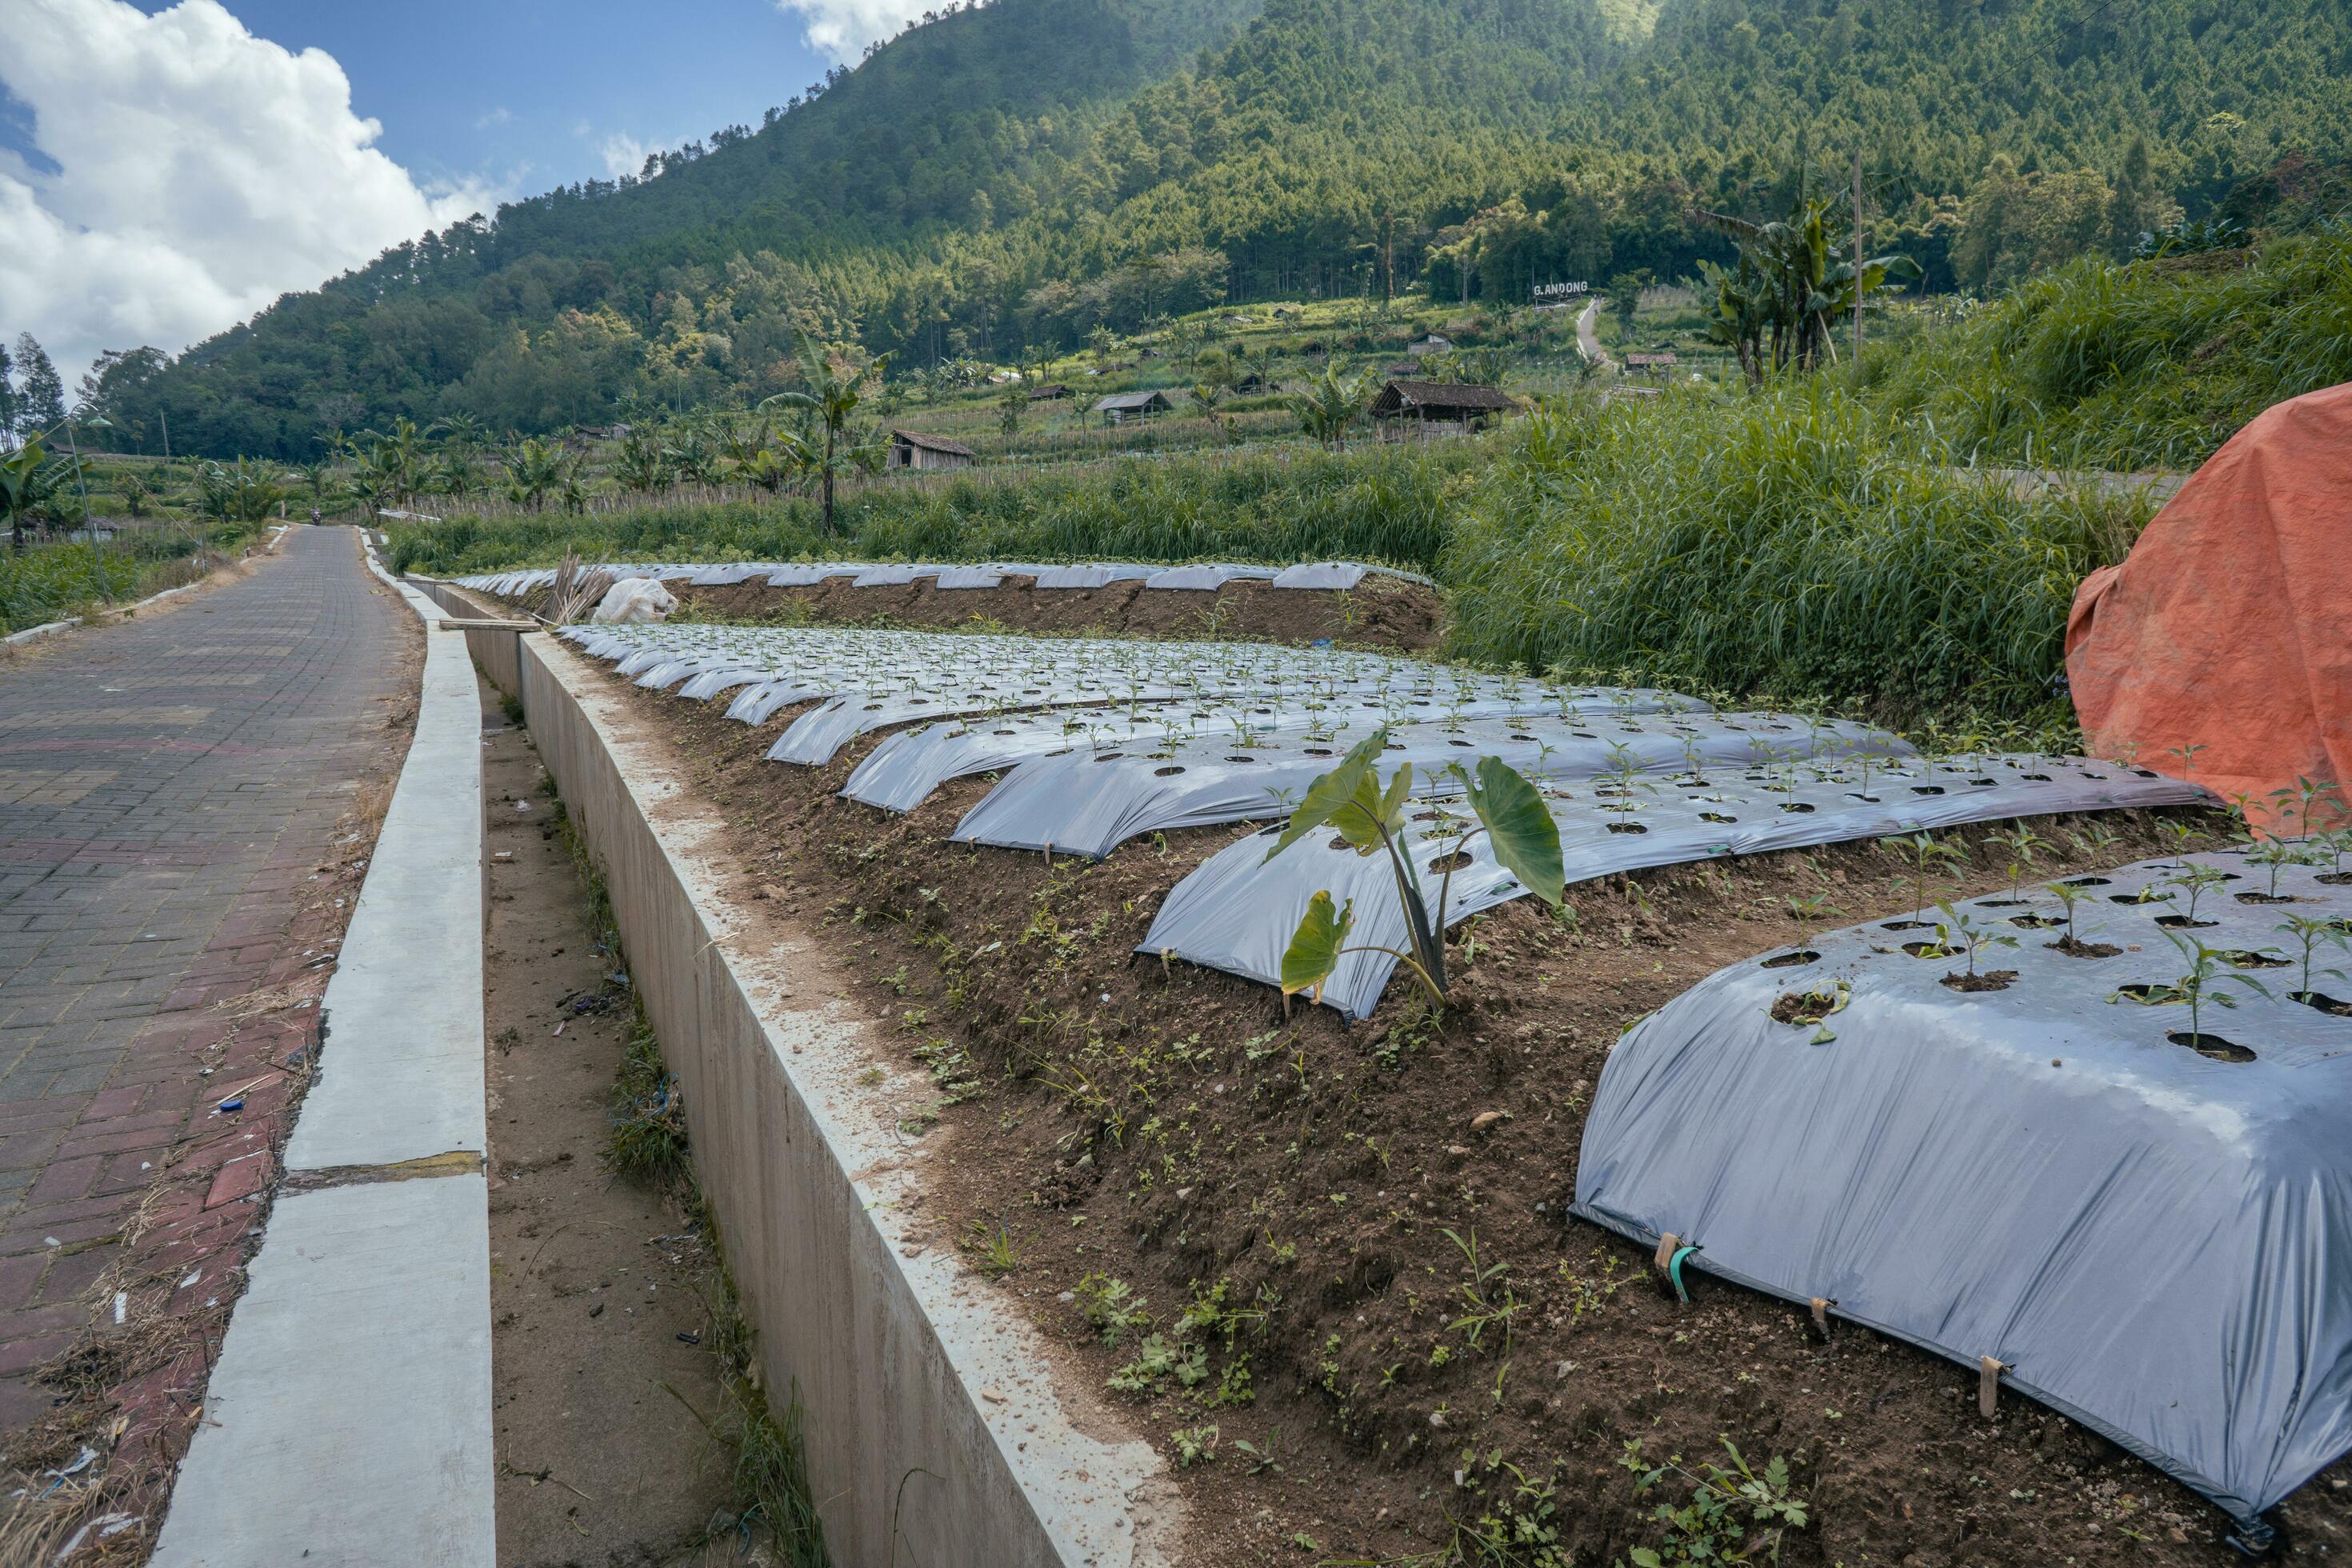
<box><xmin>1286</xmin><ymin>361</ymin><xmax>1371</xmax><ymax>451</ymax></box>
<box><xmin>1689</xmin><ymin>170</ymin><xmax>1922</xmax><ymax>382</ymax></box>
<box><xmin>1</xmin><ymin>439</ymin><xmax>52</xmax><ymax>553</ymax></box>
<box><xmin>1267</xmin><ymin>729</ymin><xmax>1563</xmax><ymax>1010</ymax></box>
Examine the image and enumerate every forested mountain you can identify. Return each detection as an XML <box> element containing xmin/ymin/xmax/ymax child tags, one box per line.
<box><xmin>91</xmin><ymin>0</ymin><xmax>2352</xmax><ymax>456</ymax></box>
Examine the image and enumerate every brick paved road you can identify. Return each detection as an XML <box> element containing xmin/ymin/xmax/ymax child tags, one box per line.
<box><xmin>0</xmin><ymin>527</ymin><xmax>414</xmax><ymax>1438</ymax></box>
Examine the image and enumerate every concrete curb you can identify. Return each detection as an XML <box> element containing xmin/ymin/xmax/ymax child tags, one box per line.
<box><xmin>415</xmin><ymin>576</ymin><xmax>1182</xmax><ymax>1566</ymax></box>
<box><xmin>153</xmin><ymin>536</ymin><xmax>493</xmax><ymax>1567</ymax></box>
<box><xmin>2</xmin><ymin>617</ymin><xmax>81</xmax><ymax>646</ymax></box>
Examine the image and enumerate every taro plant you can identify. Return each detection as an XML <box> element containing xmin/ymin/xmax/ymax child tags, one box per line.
<box><xmin>2275</xmin><ymin>915</ymin><xmax>2351</xmax><ymax>1002</ymax></box>
<box><xmin>1269</xmin><ymin>729</ymin><xmax>1563</xmax><ymax>1009</ymax></box>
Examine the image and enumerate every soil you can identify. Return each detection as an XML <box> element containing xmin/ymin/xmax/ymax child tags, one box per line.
<box><xmin>486</xmin><ymin>570</ymin><xmax>1446</xmax><ymax>651</ymax></box>
<box><xmin>477</xmin><ymin>674</ymin><xmax>755</xmax><ymax>1568</ymax></box>
<box><xmin>1939</xmin><ymin>970</ymin><xmax>2017</xmax><ymax>992</ymax></box>
<box><xmin>2050</xmin><ymin>936</ymin><xmax>2125</xmax><ymax>959</ymax></box>
<box><xmin>577</xmin><ymin>651</ymin><xmax>2352</xmax><ymax>1567</ymax></box>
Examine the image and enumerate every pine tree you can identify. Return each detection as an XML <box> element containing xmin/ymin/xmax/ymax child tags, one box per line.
<box><xmin>14</xmin><ymin>335</ymin><xmax>65</xmax><ymax>442</ymax></box>
<box><xmin>0</xmin><ymin>338</ymin><xmax>15</xmax><ymax>447</ymax></box>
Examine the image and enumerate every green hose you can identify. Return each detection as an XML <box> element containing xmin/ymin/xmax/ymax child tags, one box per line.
<box><xmin>1667</xmin><ymin>1246</ymin><xmax>1700</xmax><ymax>1304</ymax></box>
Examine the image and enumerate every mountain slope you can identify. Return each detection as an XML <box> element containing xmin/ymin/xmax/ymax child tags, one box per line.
<box><xmin>108</xmin><ymin>0</ymin><xmax>2352</xmax><ymax>456</ymax></box>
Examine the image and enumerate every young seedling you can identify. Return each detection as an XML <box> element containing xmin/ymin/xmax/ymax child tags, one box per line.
<box><xmin>2166</xmin><ymin>742</ymin><xmax>2210</xmax><ymax>782</ymax></box>
<box><xmin>1933</xmin><ymin>902</ymin><xmax>2019</xmax><ymax>989</ymax></box>
<box><xmin>2243</xmin><ymin>834</ymin><xmax>2320</xmax><ymax>902</ymax></box>
<box><xmin>1986</xmin><ymin>824</ymin><xmax>2045</xmax><ymax>903</ymax></box>
<box><xmin>1879</xmin><ymin>830</ymin><xmax>1964</xmax><ymax>923</ymax></box>
<box><xmin>2275</xmin><ymin>915</ymin><xmax>2351</xmax><ymax>1002</ymax></box>
<box><xmin>2113</xmin><ymin>929</ymin><xmax>2277</xmax><ymax>1054</ymax></box>
<box><xmin>2160</xmin><ymin>863</ymin><xmax>2233</xmax><ymax>925</ymax></box>
<box><xmin>1268</xmin><ymin>729</ymin><xmax>1564</xmax><ymax>1010</ymax></box>
<box><xmin>2040</xmin><ymin>880</ymin><xmax>2112</xmax><ymax>955</ymax></box>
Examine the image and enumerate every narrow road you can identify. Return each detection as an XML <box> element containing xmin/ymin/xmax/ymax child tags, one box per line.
<box><xmin>0</xmin><ymin>526</ymin><xmax>414</xmax><ymax>1443</ymax></box>
<box><xmin>1577</xmin><ymin>297</ymin><xmax>1610</xmax><ymax>369</ymax></box>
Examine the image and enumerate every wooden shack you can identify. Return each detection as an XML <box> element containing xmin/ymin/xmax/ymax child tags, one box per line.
<box><xmin>886</xmin><ymin>429</ymin><xmax>978</xmax><ymax>471</ymax></box>
<box><xmin>1090</xmin><ymin>390</ymin><xmax>1175</xmax><ymax>426</ymax></box>
<box><xmin>1369</xmin><ymin>379</ymin><xmax>1518</xmax><ymax>440</ymax></box>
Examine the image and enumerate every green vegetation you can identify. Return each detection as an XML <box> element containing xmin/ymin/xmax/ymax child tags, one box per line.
<box><xmin>0</xmin><ymin>525</ymin><xmax>244</xmax><ymax>636</ymax></box>
<box><xmin>1446</xmin><ymin>386</ymin><xmax>2154</xmax><ymax>729</ymax></box>
<box><xmin>1870</xmin><ymin>232</ymin><xmax>2352</xmax><ymax>470</ymax></box>
<box><xmin>77</xmin><ymin>0</ymin><xmax>2352</xmax><ymax>454</ymax></box>
<box><xmin>386</xmin><ymin>441</ymin><xmax>1470</xmax><ymax>577</ymax></box>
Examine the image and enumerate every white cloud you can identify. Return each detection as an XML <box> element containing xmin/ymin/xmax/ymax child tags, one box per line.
<box><xmin>770</xmin><ymin>0</ymin><xmax>930</xmax><ymax>62</ymax></box>
<box><xmin>474</xmin><ymin>105</ymin><xmax>513</xmax><ymax>130</ymax></box>
<box><xmin>0</xmin><ymin>0</ymin><xmax>498</xmax><ymax>383</ymax></box>
<box><xmin>598</xmin><ymin>131</ymin><xmax>652</xmax><ymax>181</ymax></box>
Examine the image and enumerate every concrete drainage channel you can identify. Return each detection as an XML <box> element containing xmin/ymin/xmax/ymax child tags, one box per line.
<box><xmin>413</xmin><ymin>578</ymin><xmax>1181</xmax><ymax>1566</ymax></box>
<box><xmin>150</xmin><ymin>556</ymin><xmax>494</xmax><ymax>1565</ymax></box>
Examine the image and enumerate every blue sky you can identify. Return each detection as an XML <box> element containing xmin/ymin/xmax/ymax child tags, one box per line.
<box><xmin>127</xmin><ymin>0</ymin><xmax>840</xmax><ymax>199</ymax></box>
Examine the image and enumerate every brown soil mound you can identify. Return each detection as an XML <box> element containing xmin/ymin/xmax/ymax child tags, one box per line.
<box><xmin>490</xmin><ymin>570</ymin><xmax>1446</xmax><ymax>650</ymax></box>
<box><xmin>603</xmin><ymin>666</ymin><xmax>2344</xmax><ymax>1566</ymax></box>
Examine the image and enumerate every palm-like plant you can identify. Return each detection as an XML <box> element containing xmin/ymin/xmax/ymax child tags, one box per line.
<box><xmin>1</xmin><ymin>441</ymin><xmax>52</xmax><ymax>553</ymax></box>
<box><xmin>759</xmin><ymin>336</ymin><xmax>885</xmax><ymax>536</ymax></box>
<box><xmin>1287</xmin><ymin>362</ymin><xmax>1370</xmax><ymax>450</ymax></box>
<box><xmin>612</xmin><ymin>429</ymin><xmax>674</xmax><ymax>496</ymax></box>
<box><xmin>501</xmin><ymin>438</ymin><xmax>569</xmax><ymax>512</ymax></box>
<box><xmin>1690</xmin><ymin>171</ymin><xmax>1922</xmax><ymax>382</ymax></box>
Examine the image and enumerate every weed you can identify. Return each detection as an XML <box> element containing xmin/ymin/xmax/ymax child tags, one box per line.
<box><xmin>959</xmin><ymin>1219</ymin><xmax>1021</xmax><ymax>1280</ymax></box>
<box><xmin>1618</xmin><ymin>1438</ymin><xmax>1810</xmax><ymax>1566</ymax></box>
<box><xmin>1072</xmin><ymin>1273</ymin><xmax>1151</xmax><ymax>1347</ymax></box>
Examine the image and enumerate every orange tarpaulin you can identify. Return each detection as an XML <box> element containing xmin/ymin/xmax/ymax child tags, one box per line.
<box><xmin>2066</xmin><ymin>381</ymin><xmax>2352</xmax><ymax>831</ymax></box>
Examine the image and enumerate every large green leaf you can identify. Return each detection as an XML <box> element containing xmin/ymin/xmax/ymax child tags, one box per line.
<box><xmin>1279</xmin><ymin>890</ymin><xmax>1354</xmax><ymax>1002</ymax></box>
<box><xmin>1457</xmin><ymin>755</ymin><xmax>1565</xmax><ymax>907</ymax></box>
<box><xmin>1263</xmin><ymin>728</ymin><xmax>1391</xmax><ymax>862</ymax></box>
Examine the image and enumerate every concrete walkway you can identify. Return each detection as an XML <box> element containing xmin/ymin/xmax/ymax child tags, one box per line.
<box><xmin>0</xmin><ymin>528</ymin><xmax>412</xmax><ymax>1434</ymax></box>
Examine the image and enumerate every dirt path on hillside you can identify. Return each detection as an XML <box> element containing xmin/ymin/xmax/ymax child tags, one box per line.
<box><xmin>477</xmin><ymin>672</ymin><xmax>758</xmax><ymax>1568</ymax></box>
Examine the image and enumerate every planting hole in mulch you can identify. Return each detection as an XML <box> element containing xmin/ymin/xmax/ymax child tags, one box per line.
<box><xmin>2156</xmin><ymin>914</ymin><xmax>2219</xmax><ymax>928</ymax></box>
<box><xmin>2170</xmin><ymin>1031</ymin><xmax>2258</xmax><ymax>1062</ymax></box>
<box><xmin>2235</xmin><ymin>890</ymin><xmax>2302</xmax><ymax>905</ymax></box>
<box><xmin>1758</xmin><ymin>950</ymin><xmax>1819</xmax><ymax>969</ymax></box>
<box><xmin>2116</xmin><ymin>982</ymin><xmax>2186</xmax><ymax>1002</ymax></box>
<box><xmin>2009</xmin><ymin>913</ymin><xmax>2064</xmax><ymax>928</ymax></box>
<box><xmin>2221</xmin><ymin>950</ymin><xmax>2290</xmax><ymax>968</ymax></box>
<box><xmin>2294</xmin><ymin>990</ymin><xmax>2352</xmax><ymax>1017</ymax></box>
<box><xmin>2050</xmin><ymin>936</ymin><xmax>2123</xmax><ymax>958</ymax></box>
<box><xmin>1900</xmin><ymin>941</ymin><xmax>1953</xmax><ymax>959</ymax></box>
<box><xmin>1771</xmin><ymin>989</ymin><xmax>1843</xmax><ymax>1024</ymax></box>
<box><xmin>1942</xmin><ymin>969</ymin><xmax>2018</xmax><ymax>992</ymax></box>
<box><xmin>2062</xmin><ymin>875</ymin><xmax>2113</xmax><ymax>886</ymax></box>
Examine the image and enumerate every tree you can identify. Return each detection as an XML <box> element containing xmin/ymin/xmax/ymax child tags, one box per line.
<box><xmin>1607</xmin><ymin>268</ymin><xmax>1654</xmax><ymax>334</ymax></box>
<box><xmin>13</xmin><ymin>335</ymin><xmax>65</xmax><ymax>442</ymax></box>
<box><xmin>0</xmin><ymin>338</ymin><xmax>15</xmax><ymax>446</ymax></box>
<box><xmin>1287</xmin><ymin>362</ymin><xmax>1370</xmax><ymax>450</ymax></box>
<box><xmin>1691</xmin><ymin>174</ymin><xmax>1922</xmax><ymax>381</ymax></box>
<box><xmin>759</xmin><ymin>335</ymin><xmax>883</xmax><ymax>535</ymax></box>
<box><xmin>1</xmin><ymin>440</ymin><xmax>50</xmax><ymax>552</ymax></box>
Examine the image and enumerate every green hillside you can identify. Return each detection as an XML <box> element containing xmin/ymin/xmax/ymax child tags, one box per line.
<box><xmin>97</xmin><ymin>0</ymin><xmax>2352</xmax><ymax>456</ymax></box>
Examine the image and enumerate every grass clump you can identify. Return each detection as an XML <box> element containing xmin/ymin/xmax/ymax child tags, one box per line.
<box><xmin>1870</xmin><ymin>230</ymin><xmax>2352</xmax><ymax>472</ymax></box>
<box><xmin>1445</xmin><ymin>385</ymin><xmax>2151</xmax><ymax>730</ymax></box>
<box><xmin>1</xmin><ymin>526</ymin><xmax>246</xmax><ymax>635</ymax></box>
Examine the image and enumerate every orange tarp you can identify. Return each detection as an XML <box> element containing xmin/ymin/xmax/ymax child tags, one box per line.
<box><xmin>2066</xmin><ymin>381</ymin><xmax>2352</xmax><ymax>831</ymax></box>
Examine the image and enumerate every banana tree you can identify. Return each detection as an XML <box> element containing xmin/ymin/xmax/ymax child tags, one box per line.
<box><xmin>1690</xmin><ymin>175</ymin><xmax>1921</xmax><ymax>382</ymax></box>
<box><xmin>501</xmin><ymin>438</ymin><xmax>570</xmax><ymax>511</ymax></box>
<box><xmin>1</xmin><ymin>440</ymin><xmax>53</xmax><ymax>554</ymax></box>
<box><xmin>1267</xmin><ymin>729</ymin><xmax>1564</xmax><ymax>1010</ymax></box>
<box><xmin>760</xmin><ymin>335</ymin><xmax>885</xmax><ymax>536</ymax></box>
<box><xmin>1286</xmin><ymin>361</ymin><xmax>1371</xmax><ymax>450</ymax></box>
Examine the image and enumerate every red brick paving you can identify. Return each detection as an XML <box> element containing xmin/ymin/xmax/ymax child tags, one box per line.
<box><xmin>0</xmin><ymin>527</ymin><xmax>414</xmax><ymax>1466</ymax></box>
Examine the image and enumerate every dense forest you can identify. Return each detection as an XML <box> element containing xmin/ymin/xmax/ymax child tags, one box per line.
<box><xmin>67</xmin><ymin>0</ymin><xmax>2352</xmax><ymax>456</ymax></box>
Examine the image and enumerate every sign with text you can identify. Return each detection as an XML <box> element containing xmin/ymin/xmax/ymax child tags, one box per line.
<box><xmin>1532</xmin><ymin>281</ymin><xmax>1590</xmax><ymax>303</ymax></box>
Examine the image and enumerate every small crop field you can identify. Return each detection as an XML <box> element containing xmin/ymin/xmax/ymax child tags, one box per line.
<box><xmin>475</xmin><ymin>572</ymin><xmax>2352</xmax><ymax>1566</ymax></box>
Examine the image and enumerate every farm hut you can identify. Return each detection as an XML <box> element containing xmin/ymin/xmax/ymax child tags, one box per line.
<box><xmin>1369</xmin><ymin>379</ymin><xmax>1518</xmax><ymax>441</ymax></box>
<box><xmin>1028</xmin><ymin>382</ymin><xmax>1073</xmax><ymax>402</ymax></box>
<box><xmin>1090</xmin><ymin>390</ymin><xmax>1174</xmax><ymax>426</ymax></box>
<box><xmin>1406</xmin><ymin>333</ymin><xmax>1454</xmax><ymax>357</ymax></box>
<box><xmin>886</xmin><ymin>430</ymin><xmax>978</xmax><ymax>471</ymax></box>
<box><xmin>1624</xmin><ymin>351</ymin><xmax>1680</xmax><ymax>376</ymax></box>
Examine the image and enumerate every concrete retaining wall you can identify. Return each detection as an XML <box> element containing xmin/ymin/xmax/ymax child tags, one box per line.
<box><xmin>468</xmin><ymin>620</ymin><xmax>1177</xmax><ymax>1568</ymax></box>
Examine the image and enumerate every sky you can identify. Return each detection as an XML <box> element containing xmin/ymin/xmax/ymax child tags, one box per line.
<box><xmin>0</xmin><ymin>0</ymin><xmax>925</xmax><ymax>390</ymax></box>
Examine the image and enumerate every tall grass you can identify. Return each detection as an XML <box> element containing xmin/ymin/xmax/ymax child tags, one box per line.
<box><xmin>0</xmin><ymin>525</ymin><xmax>243</xmax><ymax>635</ymax></box>
<box><xmin>385</xmin><ymin>442</ymin><xmax>1475</xmax><ymax>577</ymax></box>
<box><xmin>1445</xmin><ymin>386</ymin><xmax>2155</xmax><ymax>727</ymax></box>
<box><xmin>1870</xmin><ymin>230</ymin><xmax>2352</xmax><ymax>471</ymax></box>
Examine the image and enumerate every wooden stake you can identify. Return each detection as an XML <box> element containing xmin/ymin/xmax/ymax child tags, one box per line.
<box><xmin>1978</xmin><ymin>1355</ymin><xmax>2007</xmax><ymax>1418</ymax></box>
<box><xmin>1652</xmin><ymin>1232</ymin><xmax>1680</xmax><ymax>1278</ymax></box>
<box><xmin>1810</xmin><ymin>1298</ymin><xmax>1834</xmax><ymax>1339</ymax></box>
